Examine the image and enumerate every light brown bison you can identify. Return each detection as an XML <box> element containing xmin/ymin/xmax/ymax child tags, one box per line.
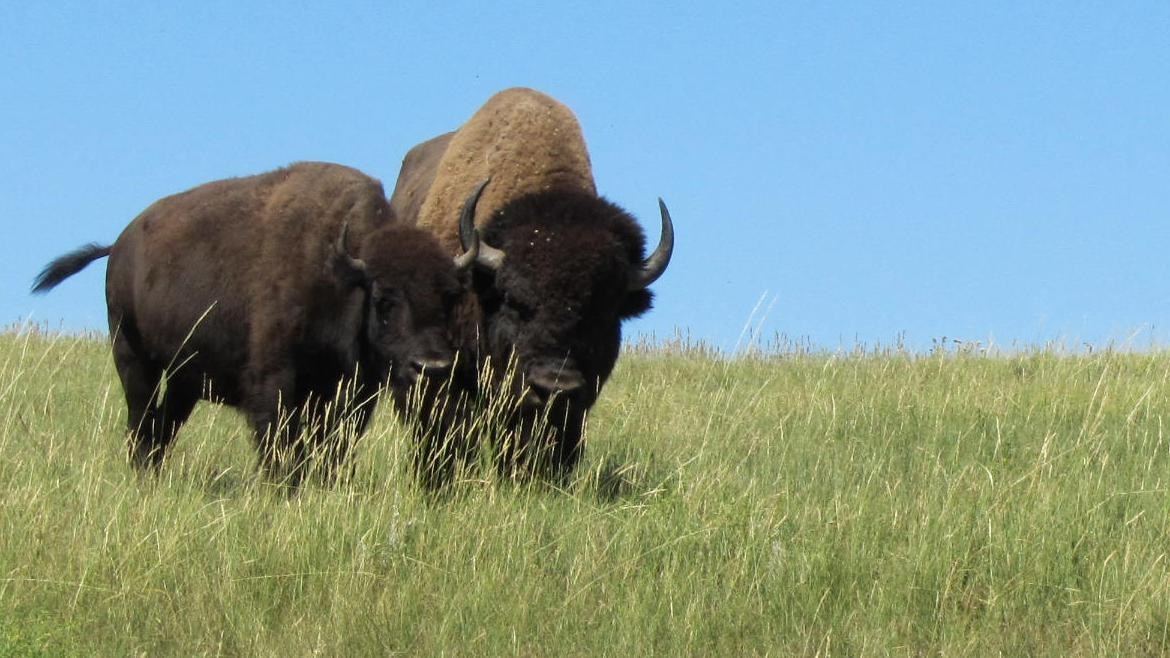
<box><xmin>389</xmin><ymin>88</ymin><xmax>673</xmax><ymax>486</ymax></box>
<box><xmin>33</xmin><ymin>162</ymin><xmax>478</xmax><ymax>488</ymax></box>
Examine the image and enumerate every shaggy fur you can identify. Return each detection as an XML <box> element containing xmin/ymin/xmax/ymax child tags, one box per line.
<box><xmin>388</xmin><ymin>88</ymin><xmax>669</xmax><ymax>486</ymax></box>
<box><xmin>33</xmin><ymin>162</ymin><xmax>465</xmax><ymax>488</ymax></box>
<box><xmin>391</xmin><ymin>88</ymin><xmax>597</xmax><ymax>255</ymax></box>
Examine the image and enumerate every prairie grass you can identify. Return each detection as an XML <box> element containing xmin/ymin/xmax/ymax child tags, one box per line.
<box><xmin>2</xmin><ymin>329</ymin><xmax>1169</xmax><ymax>655</ymax></box>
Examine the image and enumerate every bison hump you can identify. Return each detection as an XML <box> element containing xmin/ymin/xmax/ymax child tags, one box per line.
<box><xmin>418</xmin><ymin>88</ymin><xmax>598</xmax><ymax>255</ymax></box>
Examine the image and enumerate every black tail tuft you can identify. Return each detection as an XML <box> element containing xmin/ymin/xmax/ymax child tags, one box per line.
<box><xmin>31</xmin><ymin>243</ymin><xmax>112</xmax><ymax>294</ymax></box>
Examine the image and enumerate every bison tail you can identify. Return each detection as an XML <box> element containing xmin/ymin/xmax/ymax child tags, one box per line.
<box><xmin>31</xmin><ymin>243</ymin><xmax>112</xmax><ymax>293</ymax></box>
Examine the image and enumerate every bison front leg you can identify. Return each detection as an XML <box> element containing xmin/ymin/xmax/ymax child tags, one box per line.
<box><xmin>394</xmin><ymin>378</ymin><xmax>476</xmax><ymax>491</ymax></box>
<box><xmin>498</xmin><ymin>404</ymin><xmax>587</xmax><ymax>486</ymax></box>
<box><xmin>549</xmin><ymin>407</ymin><xmax>587</xmax><ymax>483</ymax></box>
<box><xmin>245</xmin><ymin>369</ymin><xmax>309</xmax><ymax>489</ymax></box>
<box><xmin>302</xmin><ymin>382</ymin><xmax>377</xmax><ymax>487</ymax></box>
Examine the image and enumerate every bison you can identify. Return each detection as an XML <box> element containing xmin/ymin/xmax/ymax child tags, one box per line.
<box><xmin>388</xmin><ymin>88</ymin><xmax>674</xmax><ymax>486</ymax></box>
<box><xmin>32</xmin><ymin>162</ymin><xmax>478</xmax><ymax>488</ymax></box>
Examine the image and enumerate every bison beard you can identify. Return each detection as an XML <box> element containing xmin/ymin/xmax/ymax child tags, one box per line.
<box><xmin>32</xmin><ymin>162</ymin><xmax>478</xmax><ymax>490</ymax></box>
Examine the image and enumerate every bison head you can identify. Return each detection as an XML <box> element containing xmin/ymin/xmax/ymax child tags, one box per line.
<box><xmin>457</xmin><ymin>181</ymin><xmax>673</xmax><ymax>412</ymax></box>
<box><xmin>333</xmin><ymin>223</ymin><xmax>476</xmax><ymax>392</ymax></box>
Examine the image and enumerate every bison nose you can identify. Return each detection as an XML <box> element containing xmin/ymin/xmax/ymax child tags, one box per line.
<box><xmin>525</xmin><ymin>364</ymin><xmax>585</xmax><ymax>404</ymax></box>
<box><xmin>410</xmin><ymin>356</ymin><xmax>452</xmax><ymax>380</ymax></box>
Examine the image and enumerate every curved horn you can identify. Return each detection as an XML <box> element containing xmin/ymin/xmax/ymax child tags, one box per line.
<box><xmin>334</xmin><ymin>221</ymin><xmax>368</xmax><ymax>282</ymax></box>
<box><xmin>453</xmin><ymin>222</ymin><xmax>479</xmax><ymax>271</ymax></box>
<box><xmin>629</xmin><ymin>198</ymin><xmax>675</xmax><ymax>290</ymax></box>
<box><xmin>458</xmin><ymin>178</ymin><xmax>505</xmax><ymax>272</ymax></box>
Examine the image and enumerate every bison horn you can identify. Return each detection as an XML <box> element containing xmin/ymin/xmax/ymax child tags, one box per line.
<box><xmin>334</xmin><ymin>222</ymin><xmax>368</xmax><ymax>282</ymax></box>
<box><xmin>459</xmin><ymin>178</ymin><xmax>505</xmax><ymax>272</ymax></box>
<box><xmin>453</xmin><ymin>219</ymin><xmax>479</xmax><ymax>271</ymax></box>
<box><xmin>628</xmin><ymin>198</ymin><xmax>675</xmax><ymax>290</ymax></box>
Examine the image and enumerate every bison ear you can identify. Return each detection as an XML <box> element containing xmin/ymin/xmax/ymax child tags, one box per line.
<box><xmin>619</xmin><ymin>289</ymin><xmax>653</xmax><ymax>319</ymax></box>
<box><xmin>331</xmin><ymin>222</ymin><xmax>369</xmax><ymax>289</ymax></box>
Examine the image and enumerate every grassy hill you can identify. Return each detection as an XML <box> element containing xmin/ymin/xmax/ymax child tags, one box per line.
<box><xmin>2</xmin><ymin>330</ymin><xmax>1168</xmax><ymax>655</ymax></box>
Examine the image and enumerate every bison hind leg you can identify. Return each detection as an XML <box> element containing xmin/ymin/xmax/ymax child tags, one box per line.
<box><xmin>136</xmin><ymin>384</ymin><xmax>198</xmax><ymax>472</ymax></box>
<box><xmin>113</xmin><ymin>338</ymin><xmax>198</xmax><ymax>474</ymax></box>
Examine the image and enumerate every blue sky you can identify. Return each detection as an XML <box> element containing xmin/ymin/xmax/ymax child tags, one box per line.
<box><xmin>3</xmin><ymin>2</ymin><xmax>1168</xmax><ymax>352</ymax></box>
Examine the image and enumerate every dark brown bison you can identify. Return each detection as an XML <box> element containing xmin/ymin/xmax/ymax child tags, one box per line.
<box><xmin>32</xmin><ymin>162</ymin><xmax>478</xmax><ymax>488</ymax></box>
<box><xmin>388</xmin><ymin>88</ymin><xmax>673</xmax><ymax>485</ymax></box>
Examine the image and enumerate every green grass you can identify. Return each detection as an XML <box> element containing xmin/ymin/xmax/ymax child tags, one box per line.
<box><xmin>2</xmin><ymin>329</ymin><xmax>1169</xmax><ymax>655</ymax></box>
